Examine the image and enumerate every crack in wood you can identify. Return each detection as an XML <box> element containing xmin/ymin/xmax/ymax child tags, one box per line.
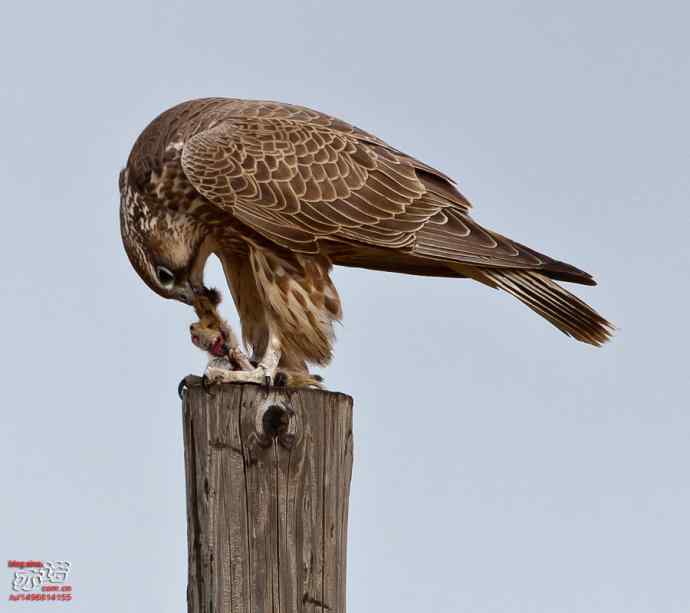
<box><xmin>209</xmin><ymin>439</ymin><xmax>243</xmax><ymax>455</ymax></box>
<box><xmin>303</xmin><ymin>593</ymin><xmax>331</xmax><ymax>610</ymax></box>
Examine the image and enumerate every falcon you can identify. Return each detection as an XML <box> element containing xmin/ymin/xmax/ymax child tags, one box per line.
<box><xmin>120</xmin><ymin>98</ymin><xmax>613</xmax><ymax>385</ymax></box>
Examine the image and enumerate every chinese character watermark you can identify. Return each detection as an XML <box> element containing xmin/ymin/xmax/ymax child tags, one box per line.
<box><xmin>7</xmin><ymin>561</ymin><xmax>73</xmax><ymax>603</ymax></box>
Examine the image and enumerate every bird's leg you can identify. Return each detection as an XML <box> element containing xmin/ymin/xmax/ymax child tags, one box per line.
<box><xmin>206</xmin><ymin>328</ymin><xmax>282</xmax><ymax>386</ymax></box>
<box><xmin>191</xmin><ymin>286</ymin><xmax>316</xmax><ymax>388</ymax></box>
<box><xmin>259</xmin><ymin>331</ymin><xmax>281</xmax><ymax>378</ymax></box>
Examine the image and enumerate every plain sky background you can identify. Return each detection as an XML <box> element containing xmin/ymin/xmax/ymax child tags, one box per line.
<box><xmin>1</xmin><ymin>1</ymin><xmax>688</xmax><ymax>611</ymax></box>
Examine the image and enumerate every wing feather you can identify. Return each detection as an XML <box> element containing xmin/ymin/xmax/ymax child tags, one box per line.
<box><xmin>179</xmin><ymin>106</ymin><xmax>593</xmax><ymax>283</ymax></box>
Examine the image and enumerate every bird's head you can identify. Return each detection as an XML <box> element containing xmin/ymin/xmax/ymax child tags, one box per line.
<box><xmin>119</xmin><ymin>169</ymin><xmax>211</xmax><ymax>305</ymax></box>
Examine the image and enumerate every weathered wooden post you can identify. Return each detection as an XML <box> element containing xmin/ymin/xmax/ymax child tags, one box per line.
<box><xmin>181</xmin><ymin>381</ymin><xmax>354</xmax><ymax>613</ymax></box>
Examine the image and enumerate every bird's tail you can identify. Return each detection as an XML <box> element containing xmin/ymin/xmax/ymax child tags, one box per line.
<box><xmin>475</xmin><ymin>269</ymin><xmax>614</xmax><ymax>346</ymax></box>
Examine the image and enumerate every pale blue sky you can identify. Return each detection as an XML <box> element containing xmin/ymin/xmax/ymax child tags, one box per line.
<box><xmin>1</xmin><ymin>1</ymin><xmax>689</xmax><ymax>611</ymax></box>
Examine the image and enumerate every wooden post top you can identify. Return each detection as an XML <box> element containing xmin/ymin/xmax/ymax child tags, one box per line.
<box><xmin>182</xmin><ymin>380</ymin><xmax>354</xmax><ymax>613</ymax></box>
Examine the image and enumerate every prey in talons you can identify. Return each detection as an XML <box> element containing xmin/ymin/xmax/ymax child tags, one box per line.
<box><xmin>190</xmin><ymin>287</ymin><xmax>323</xmax><ymax>389</ymax></box>
<box><xmin>190</xmin><ymin>287</ymin><xmax>253</xmax><ymax>371</ymax></box>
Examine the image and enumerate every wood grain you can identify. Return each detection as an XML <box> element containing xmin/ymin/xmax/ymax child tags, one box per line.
<box><xmin>182</xmin><ymin>383</ymin><xmax>353</xmax><ymax>613</ymax></box>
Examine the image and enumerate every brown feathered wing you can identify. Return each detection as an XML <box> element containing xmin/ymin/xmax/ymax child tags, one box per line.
<box><xmin>180</xmin><ymin>115</ymin><xmax>613</xmax><ymax>345</ymax></box>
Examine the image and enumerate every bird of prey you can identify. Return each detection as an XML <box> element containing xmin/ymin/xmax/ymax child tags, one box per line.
<box><xmin>120</xmin><ymin>98</ymin><xmax>612</xmax><ymax>385</ymax></box>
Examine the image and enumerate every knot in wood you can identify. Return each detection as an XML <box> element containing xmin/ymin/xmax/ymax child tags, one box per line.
<box><xmin>258</xmin><ymin>403</ymin><xmax>296</xmax><ymax>449</ymax></box>
<box><xmin>263</xmin><ymin>404</ymin><xmax>289</xmax><ymax>438</ymax></box>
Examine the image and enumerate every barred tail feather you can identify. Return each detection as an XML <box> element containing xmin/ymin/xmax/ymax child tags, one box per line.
<box><xmin>480</xmin><ymin>270</ymin><xmax>614</xmax><ymax>346</ymax></box>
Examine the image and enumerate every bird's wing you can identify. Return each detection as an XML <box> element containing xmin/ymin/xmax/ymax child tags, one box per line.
<box><xmin>180</xmin><ymin>116</ymin><xmax>585</xmax><ymax>278</ymax></box>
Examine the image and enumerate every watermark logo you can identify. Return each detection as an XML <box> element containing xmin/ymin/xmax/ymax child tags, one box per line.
<box><xmin>7</xmin><ymin>561</ymin><xmax>73</xmax><ymax>602</ymax></box>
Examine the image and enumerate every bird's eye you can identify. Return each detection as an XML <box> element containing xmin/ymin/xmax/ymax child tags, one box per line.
<box><xmin>156</xmin><ymin>266</ymin><xmax>175</xmax><ymax>288</ymax></box>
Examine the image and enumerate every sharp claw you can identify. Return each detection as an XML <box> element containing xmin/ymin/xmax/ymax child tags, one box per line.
<box><xmin>178</xmin><ymin>378</ymin><xmax>188</xmax><ymax>399</ymax></box>
<box><xmin>178</xmin><ymin>375</ymin><xmax>203</xmax><ymax>399</ymax></box>
<box><xmin>263</xmin><ymin>375</ymin><xmax>272</xmax><ymax>389</ymax></box>
<box><xmin>202</xmin><ymin>374</ymin><xmax>213</xmax><ymax>394</ymax></box>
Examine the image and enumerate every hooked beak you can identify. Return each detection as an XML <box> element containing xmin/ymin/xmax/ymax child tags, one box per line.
<box><xmin>175</xmin><ymin>281</ymin><xmax>204</xmax><ymax>306</ymax></box>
